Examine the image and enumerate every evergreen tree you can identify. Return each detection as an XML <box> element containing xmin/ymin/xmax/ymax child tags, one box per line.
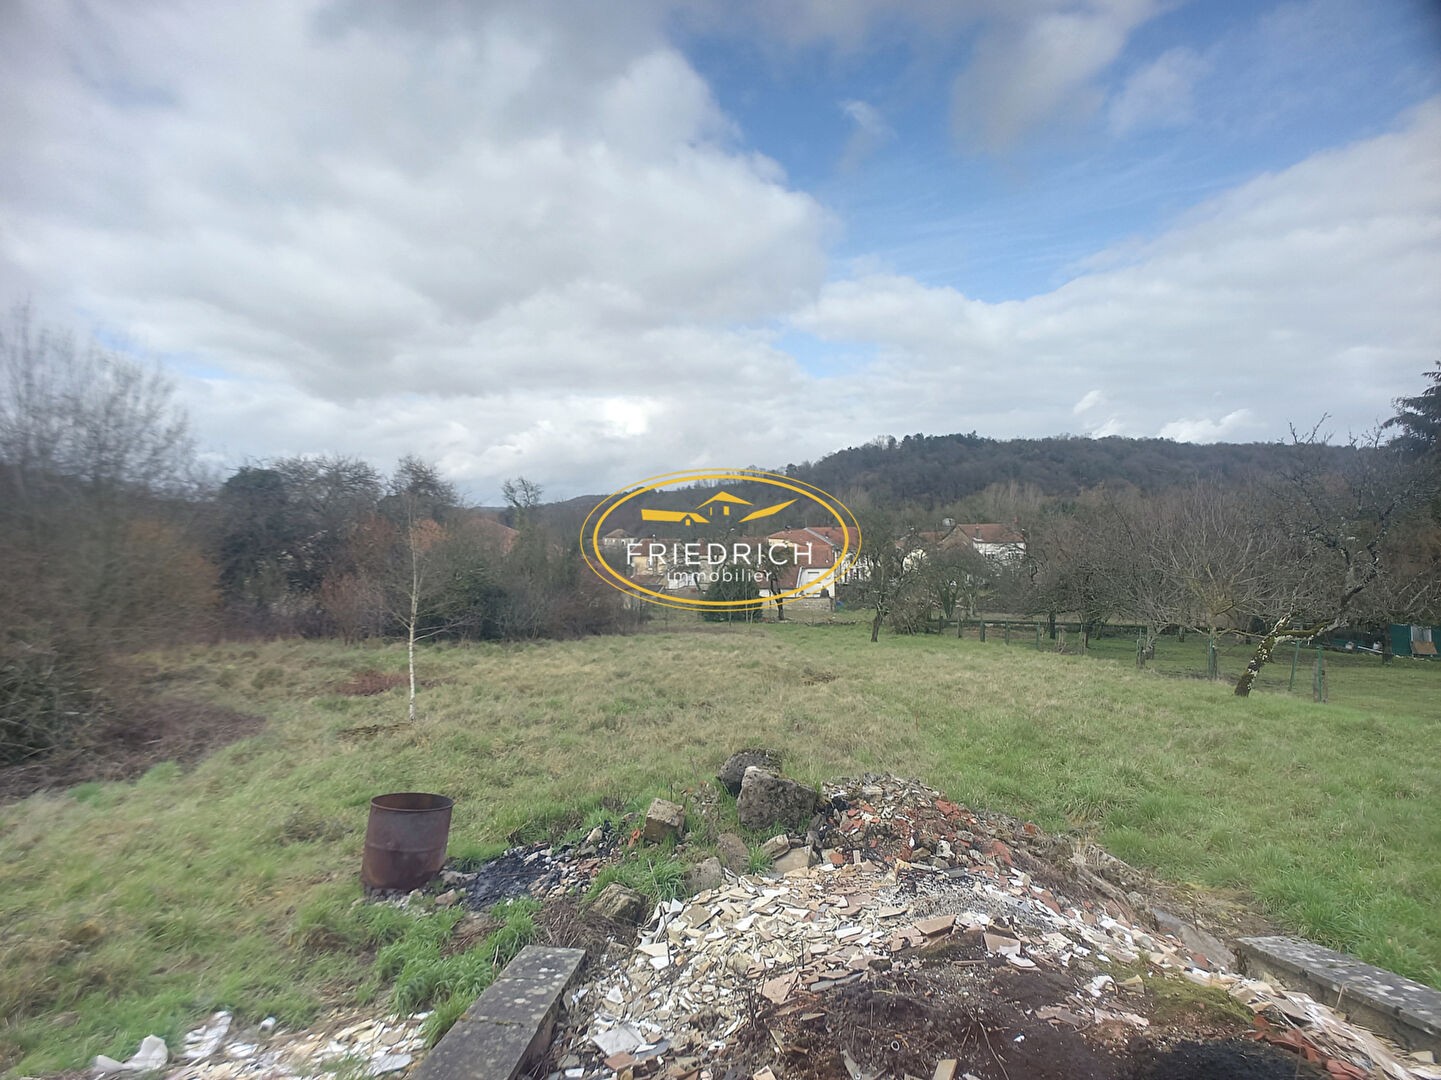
<box><xmin>1383</xmin><ymin>360</ymin><xmax>1441</xmax><ymax>459</ymax></box>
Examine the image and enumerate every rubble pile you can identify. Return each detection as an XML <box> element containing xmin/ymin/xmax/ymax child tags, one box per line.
<box><xmin>95</xmin><ymin>1010</ymin><xmax>431</xmax><ymax>1080</ymax></box>
<box><xmin>91</xmin><ymin>772</ymin><xmax>1438</xmax><ymax>1080</ymax></box>
<box><xmin>546</xmin><ymin>774</ymin><xmax>1439</xmax><ymax>1080</ymax></box>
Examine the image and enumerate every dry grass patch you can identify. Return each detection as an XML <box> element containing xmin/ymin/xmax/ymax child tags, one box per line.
<box><xmin>334</xmin><ymin>670</ymin><xmax>408</xmax><ymax>697</ymax></box>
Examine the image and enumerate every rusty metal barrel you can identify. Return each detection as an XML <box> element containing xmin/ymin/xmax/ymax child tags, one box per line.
<box><xmin>361</xmin><ymin>792</ymin><xmax>454</xmax><ymax>891</ymax></box>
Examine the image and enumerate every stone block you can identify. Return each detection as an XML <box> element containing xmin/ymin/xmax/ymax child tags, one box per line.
<box><xmin>714</xmin><ymin>832</ymin><xmax>750</xmax><ymax>873</ymax></box>
<box><xmin>772</xmin><ymin>846</ymin><xmax>817</xmax><ymax>875</ymax></box>
<box><xmin>686</xmin><ymin>856</ymin><xmax>725</xmax><ymax>895</ymax></box>
<box><xmin>737</xmin><ymin>767</ymin><xmax>821</xmax><ymax>832</ymax></box>
<box><xmin>717</xmin><ymin>749</ymin><xmax>781</xmax><ymax>795</ymax></box>
<box><xmin>591</xmin><ymin>883</ymin><xmax>646</xmax><ymax>923</ymax></box>
<box><xmin>642</xmin><ymin>798</ymin><xmax>685</xmax><ymax>844</ymax></box>
<box><xmin>1237</xmin><ymin>935</ymin><xmax>1441</xmax><ymax>1054</ymax></box>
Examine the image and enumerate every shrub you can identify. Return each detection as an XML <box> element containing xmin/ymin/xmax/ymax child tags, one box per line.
<box><xmin>701</xmin><ymin>565</ymin><xmax>762</xmax><ymax>623</ymax></box>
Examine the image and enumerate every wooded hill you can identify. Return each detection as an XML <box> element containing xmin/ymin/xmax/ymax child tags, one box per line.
<box><xmin>785</xmin><ymin>432</ymin><xmax>1357</xmax><ymax>509</ymax></box>
<box><xmin>535</xmin><ymin>434</ymin><xmax>1358</xmax><ymax>535</ymax></box>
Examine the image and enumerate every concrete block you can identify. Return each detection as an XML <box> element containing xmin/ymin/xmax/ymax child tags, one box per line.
<box><xmin>412</xmin><ymin>945</ymin><xmax>585</xmax><ymax>1080</ymax></box>
<box><xmin>1237</xmin><ymin>935</ymin><xmax>1440</xmax><ymax>1055</ymax></box>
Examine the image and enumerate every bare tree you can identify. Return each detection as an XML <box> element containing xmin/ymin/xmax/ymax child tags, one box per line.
<box><xmin>1025</xmin><ymin>492</ymin><xmax>1124</xmax><ymax>651</ymax></box>
<box><xmin>1233</xmin><ymin>426</ymin><xmax>1438</xmax><ymax>696</ymax></box>
<box><xmin>852</xmin><ymin>511</ymin><xmax>924</xmax><ymax>643</ymax></box>
<box><xmin>916</xmin><ymin>536</ymin><xmax>994</xmax><ymax>631</ymax></box>
<box><xmin>502</xmin><ymin>476</ymin><xmax>544</xmax><ymax>528</ymax></box>
<box><xmin>0</xmin><ymin>304</ymin><xmax>206</xmax><ymax>761</ymax></box>
<box><xmin>1105</xmin><ymin>482</ymin><xmax>1286</xmax><ymax>669</ymax></box>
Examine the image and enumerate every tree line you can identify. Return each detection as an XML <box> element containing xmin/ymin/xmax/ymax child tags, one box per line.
<box><xmin>844</xmin><ymin>371</ymin><xmax>1441</xmax><ymax>697</ymax></box>
<box><xmin>0</xmin><ymin>308</ymin><xmax>627</xmax><ymax>766</ymax></box>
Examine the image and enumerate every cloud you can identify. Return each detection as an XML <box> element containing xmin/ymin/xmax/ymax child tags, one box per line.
<box><xmin>687</xmin><ymin>1</ymin><xmax>1166</xmax><ymax>154</ymax></box>
<box><xmin>793</xmin><ymin>100</ymin><xmax>1441</xmax><ymax>451</ymax></box>
<box><xmin>839</xmin><ymin>99</ymin><xmax>896</xmax><ymax>170</ymax></box>
<box><xmin>1157</xmin><ymin>410</ymin><xmax>1255</xmax><ymax>442</ymax></box>
<box><xmin>3</xmin><ymin>4</ymin><xmax>1437</xmax><ymax>502</ymax></box>
<box><xmin>951</xmin><ymin>0</ymin><xmax>1163</xmax><ymax>151</ymax></box>
<box><xmin>1107</xmin><ymin>46</ymin><xmax>1209</xmax><ymax>135</ymax></box>
<box><xmin>687</xmin><ymin>0</ymin><xmax>977</xmax><ymax>53</ymax></box>
<box><xmin>0</xmin><ymin>0</ymin><xmax>837</xmax><ymax>496</ymax></box>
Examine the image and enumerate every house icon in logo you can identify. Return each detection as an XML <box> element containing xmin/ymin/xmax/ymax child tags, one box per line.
<box><xmin>697</xmin><ymin>491</ymin><xmax>750</xmax><ymax>517</ymax></box>
<box><xmin>640</xmin><ymin>489</ymin><xmax>796</xmax><ymax>526</ymax></box>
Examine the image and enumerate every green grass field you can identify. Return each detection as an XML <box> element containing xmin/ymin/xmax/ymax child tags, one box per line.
<box><xmin>1</xmin><ymin>623</ymin><xmax>1437</xmax><ymax>1075</ymax></box>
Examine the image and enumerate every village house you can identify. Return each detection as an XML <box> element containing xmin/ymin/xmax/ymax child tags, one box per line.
<box><xmin>913</xmin><ymin>521</ymin><xmax>1026</xmax><ymax>561</ymax></box>
<box><xmin>762</xmin><ymin>526</ymin><xmax>862</xmax><ymax>597</ymax></box>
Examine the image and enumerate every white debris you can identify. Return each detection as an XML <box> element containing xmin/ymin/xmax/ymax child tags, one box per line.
<box><xmin>92</xmin><ymin>1035</ymin><xmax>168</xmax><ymax>1075</ymax></box>
<box><xmin>180</xmin><ymin>1012</ymin><xmax>232</xmax><ymax>1062</ymax></box>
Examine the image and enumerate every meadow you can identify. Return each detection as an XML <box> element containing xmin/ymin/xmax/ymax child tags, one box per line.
<box><xmin>1</xmin><ymin>621</ymin><xmax>1437</xmax><ymax>1075</ymax></box>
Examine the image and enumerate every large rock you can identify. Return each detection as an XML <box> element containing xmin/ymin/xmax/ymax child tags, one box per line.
<box><xmin>717</xmin><ymin>749</ymin><xmax>781</xmax><ymax>796</ymax></box>
<box><xmin>591</xmin><ymin>883</ymin><xmax>646</xmax><ymax>923</ymax></box>
<box><xmin>737</xmin><ymin>767</ymin><xmax>822</xmax><ymax>832</ymax></box>
<box><xmin>714</xmin><ymin>833</ymin><xmax>750</xmax><ymax>873</ymax></box>
<box><xmin>641</xmin><ymin>798</ymin><xmax>685</xmax><ymax>844</ymax></box>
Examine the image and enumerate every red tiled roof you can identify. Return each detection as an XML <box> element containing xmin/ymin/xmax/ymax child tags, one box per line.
<box><xmin>764</xmin><ymin>529</ymin><xmax>839</xmax><ymax>568</ymax></box>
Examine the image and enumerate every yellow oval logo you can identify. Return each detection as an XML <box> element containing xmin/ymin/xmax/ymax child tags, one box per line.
<box><xmin>580</xmin><ymin>469</ymin><xmax>862</xmax><ymax>612</ymax></box>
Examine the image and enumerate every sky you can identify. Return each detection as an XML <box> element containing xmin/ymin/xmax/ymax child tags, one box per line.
<box><xmin>1</xmin><ymin>0</ymin><xmax>1439</xmax><ymax>502</ymax></box>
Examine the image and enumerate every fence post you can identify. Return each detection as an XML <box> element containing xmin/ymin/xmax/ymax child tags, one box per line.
<box><xmin>1136</xmin><ymin>628</ymin><xmax>1146</xmax><ymax>669</ymax></box>
<box><xmin>1207</xmin><ymin>633</ymin><xmax>1218</xmax><ymax>679</ymax></box>
<box><xmin>1035</xmin><ymin>623</ymin><xmax>1042</xmax><ymax>650</ymax></box>
<box><xmin>979</xmin><ymin>620</ymin><xmax>987</xmax><ymax>643</ymax></box>
<box><xmin>1313</xmin><ymin>646</ymin><xmax>1327</xmax><ymax>703</ymax></box>
<box><xmin>1288</xmin><ymin>640</ymin><xmax>1301</xmax><ymax>692</ymax></box>
<box><xmin>1004</xmin><ymin>621</ymin><xmax>1011</xmax><ymax>645</ymax></box>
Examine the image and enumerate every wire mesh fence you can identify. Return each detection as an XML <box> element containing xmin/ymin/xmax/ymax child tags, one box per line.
<box><xmin>947</xmin><ymin>618</ymin><xmax>1429</xmax><ymax>700</ymax></box>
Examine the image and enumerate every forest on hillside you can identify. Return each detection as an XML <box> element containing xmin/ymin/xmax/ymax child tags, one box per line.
<box><xmin>786</xmin><ymin>431</ymin><xmax>1357</xmax><ymax>509</ymax></box>
<box><xmin>537</xmin><ymin>433</ymin><xmax>1359</xmax><ymax>538</ymax></box>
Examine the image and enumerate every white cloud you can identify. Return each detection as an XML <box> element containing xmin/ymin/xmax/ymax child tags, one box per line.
<box><xmin>951</xmin><ymin>0</ymin><xmax>1163</xmax><ymax>150</ymax></box>
<box><xmin>689</xmin><ymin>0</ymin><xmax>977</xmax><ymax>53</ymax></box>
<box><xmin>685</xmin><ymin>0</ymin><xmax>1165</xmax><ymax>154</ymax></box>
<box><xmin>839</xmin><ymin>99</ymin><xmax>896</xmax><ymax>170</ymax></box>
<box><xmin>1107</xmin><ymin>46</ymin><xmax>1209</xmax><ymax>135</ymax></box>
<box><xmin>793</xmin><ymin>100</ymin><xmax>1441</xmax><ymax>451</ymax></box>
<box><xmin>2</xmin><ymin>4</ymin><xmax>1437</xmax><ymax>502</ymax></box>
<box><xmin>0</xmin><ymin>0</ymin><xmax>839</xmax><ymax>498</ymax></box>
<box><xmin>1157</xmin><ymin>410</ymin><xmax>1255</xmax><ymax>442</ymax></box>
